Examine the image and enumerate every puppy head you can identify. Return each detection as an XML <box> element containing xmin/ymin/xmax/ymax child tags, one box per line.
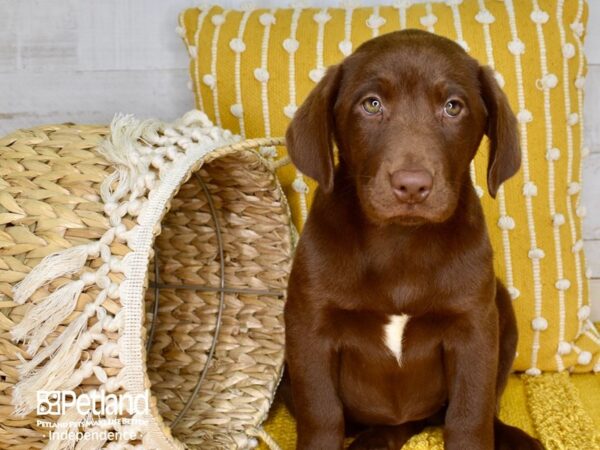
<box><xmin>286</xmin><ymin>30</ymin><xmax>520</xmax><ymax>225</ymax></box>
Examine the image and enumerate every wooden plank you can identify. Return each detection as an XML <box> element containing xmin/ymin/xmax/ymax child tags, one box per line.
<box><xmin>582</xmin><ymin>153</ymin><xmax>600</xmax><ymax>240</ymax></box>
<box><xmin>586</xmin><ymin>0</ymin><xmax>600</xmax><ymax>65</ymax></box>
<box><xmin>18</xmin><ymin>0</ymin><xmax>79</xmax><ymax>71</ymax></box>
<box><xmin>77</xmin><ymin>0</ymin><xmax>197</xmax><ymax>71</ymax></box>
<box><xmin>0</xmin><ymin>0</ymin><xmax>199</xmax><ymax>73</ymax></box>
<box><xmin>0</xmin><ymin>0</ymin><xmax>19</xmax><ymax>72</ymax></box>
<box><xmin>591</xmin><ymin>279</ymin><xmax>600</xmax><ymax>321</ymax></box>
<box><xmin>585</xmin><ymin>239</ymin><xmax>600</xmax><ymax>279</ymax></box>
<box><xmin>584</xmin><ymin>65</ymin><xmax>600</xmax><ymax>153</ymax></box>
<box><xmin>0</xmin><ymin>69</ymin><xmax>194</xmax><ymax>135</ymax></box>
<box><xmin>586</xmin><ymin>241</ymin><xmax>599</xmax><ymax>323</ymax></box>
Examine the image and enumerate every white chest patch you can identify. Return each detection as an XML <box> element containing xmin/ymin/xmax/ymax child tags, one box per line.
<box><xmin>383</xmin><ymin>314</ymin><xmax>410</xmax><ymax>365</ymax></box>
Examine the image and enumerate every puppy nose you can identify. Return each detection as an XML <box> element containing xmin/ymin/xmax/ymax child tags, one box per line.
<box><xmin>390</xmin><ymin>169</ymin><xmax>433</xmax><ymax>204</ymax></box>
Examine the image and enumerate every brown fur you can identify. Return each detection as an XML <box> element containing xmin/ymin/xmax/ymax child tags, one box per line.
<box><xmin>284</xmin><ymin>30</ymin><xmax>542</xmax><ymax>450</ymax></box>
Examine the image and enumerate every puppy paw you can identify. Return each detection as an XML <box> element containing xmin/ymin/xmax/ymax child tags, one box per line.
<box><xmin>348</xmin><ymin>430</ymin><xmax>388</xmax><ymax>450</ymax></box>
<box><xmin>495</xmin><ymin>421</ymin><xmax>544</xmax><ymax>450</ymax></box>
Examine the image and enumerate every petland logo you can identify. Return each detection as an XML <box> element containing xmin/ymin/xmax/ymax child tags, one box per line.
<box><xmin>37</xmin><ymin>390</ymin><xmax>150</xmax><ymax>416</ymax></box>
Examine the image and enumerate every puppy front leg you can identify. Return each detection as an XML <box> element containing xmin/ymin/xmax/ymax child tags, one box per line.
<box><xmin>443</xmin><ymin>304</ymin><xmax>499</xmax><ymax>450</ymax></box>
<box><xmin>286</xmin><ymin>315</ymin><xmax>344</xmax><ymax>450</ymax></box>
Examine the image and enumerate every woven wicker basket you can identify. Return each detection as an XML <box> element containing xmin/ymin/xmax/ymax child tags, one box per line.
<box><xmin>0</xmin><ymin>111</ymin><xmax>294</xmax><ymax>449</ymax></box>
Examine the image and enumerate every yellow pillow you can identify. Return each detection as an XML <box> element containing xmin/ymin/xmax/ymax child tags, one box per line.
<box><xmin>179</xmin><ymin>0</ymin><xmax>598</xmax><ymax>373</ymax></box>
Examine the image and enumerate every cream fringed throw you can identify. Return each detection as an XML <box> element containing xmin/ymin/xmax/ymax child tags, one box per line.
<box><xmin>5</xmin><ymin>111</ymin><xmax>293</xmax><ymax>449</ymax></box>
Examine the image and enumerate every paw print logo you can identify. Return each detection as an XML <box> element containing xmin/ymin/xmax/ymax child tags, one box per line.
<box><xmin>37</xmin><ymin>391</ymin><xmax>61</xmax><ymax>416</ymax></box>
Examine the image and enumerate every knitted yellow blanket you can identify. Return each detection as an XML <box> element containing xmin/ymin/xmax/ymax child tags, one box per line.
<box><xmin>259</xmin><ymin>373</ymin><xmax>599</xmax><ymax>450</ymax></box>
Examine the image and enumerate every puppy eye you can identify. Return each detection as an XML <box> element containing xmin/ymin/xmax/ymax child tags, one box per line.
<box><xmin>444</xmin><ymin>99</ymin><xmax>463</xmax><ymax>117</ymax></box>
<box><xmin>362</xmin><ymin>97</ymin><xmax>383</xmax><ymax>115</ymax></box>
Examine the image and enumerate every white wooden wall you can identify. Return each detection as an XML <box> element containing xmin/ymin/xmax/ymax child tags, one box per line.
<box><xmin>1</xmin><ymin>0</ymin><xmax>599</xmax><ymax>318</ymax></box>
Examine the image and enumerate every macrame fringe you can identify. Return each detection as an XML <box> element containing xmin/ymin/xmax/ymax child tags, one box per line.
<box><xmin>11</xmin><ymin>280</ymin><xmax>85</xmax><ymax>355</ymax></box>
<box><xmin>12</xmin><ymin>245</ymin><xmax>90</xmax><ymax>304</ymax></box>
<box><xmin>99</xmin><ymin>168</ymin><xmax>130</xmax><ymax>204</ymax></box>
<box><xmin>13</xmin><ymin>309</ymin><xmax>91</xmax><ymax>416</ymax></box>
<box><xmin>10</xmin><ymin>113</ymin><xmax>159</xmax><ymax>418</ymax></box>
<box><xmin>97</xmin><ymin>114</ymin><xmax>161</xmax><ymax>183</ymax></box>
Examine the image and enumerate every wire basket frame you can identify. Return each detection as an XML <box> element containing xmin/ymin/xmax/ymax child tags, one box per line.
<box><xmin>145</xmin><ymin>144</ymin><xmax>287</xmax><ymax>430</ymax></box>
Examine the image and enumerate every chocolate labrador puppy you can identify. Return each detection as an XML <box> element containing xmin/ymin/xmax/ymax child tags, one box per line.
<box><xmin>284</xmin><ymin>30</ymin><xmax>543</xmax><ymax>450</ymax></box>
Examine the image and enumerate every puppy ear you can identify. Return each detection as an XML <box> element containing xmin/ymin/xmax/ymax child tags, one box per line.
<box><xmin>285</xmin><ymin>65</ymin><xmax>342</xmax><ymax>194</ymax></box>
<box><xmin>479</xmin><ymin>66</ymin><xmax>521</xmax><ymax>198</ymax></box>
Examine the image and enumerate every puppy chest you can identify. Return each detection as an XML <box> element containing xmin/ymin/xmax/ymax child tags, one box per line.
<box><xmin>383</xmin><ymin>314</ymin><xmax>410</xmax><ymax>365</ymax></box>
<box><xmin>330</xmin><ymin>309</ymin><xmax>412</xmax><ymax>366</ymax></box>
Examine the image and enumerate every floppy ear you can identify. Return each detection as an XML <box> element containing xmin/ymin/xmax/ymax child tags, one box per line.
<box><xmin>479</xmin><ymin>66</ymin><xmax>521</xmax><ymax>198</ymax></box>
<box><xmin>285</xmin><ymin>65</ymin><xmax>342</xmax><ymax>194</ymax></box>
